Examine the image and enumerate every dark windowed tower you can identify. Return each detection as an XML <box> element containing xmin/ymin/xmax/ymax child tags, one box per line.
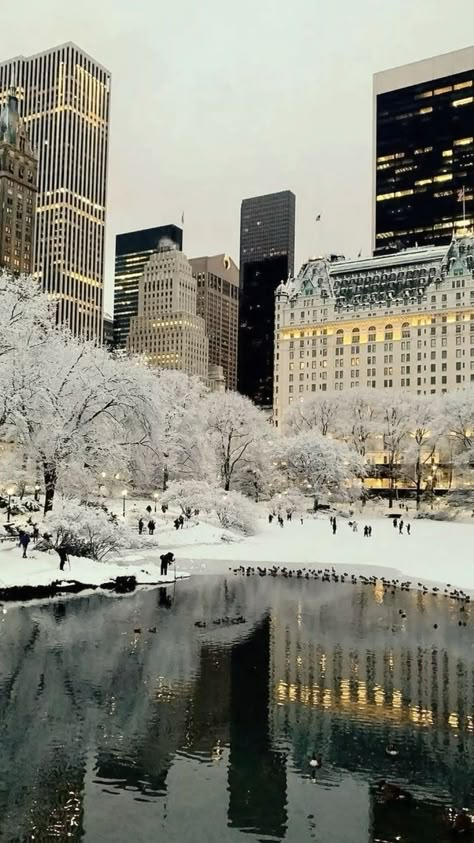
<box><xmin>113</xmin><ymin>224</ymin><xmax>183</xmax><ymax>349</ymax></box>
<box><xmin>238</xmin><ymin>190</ymin><xmax>295</xmax><ymax>407</ymax></box>
<box><xmin>373</xmin><ymin>47</ymin><xmax>474</xmax><ymax>254</ymax></box>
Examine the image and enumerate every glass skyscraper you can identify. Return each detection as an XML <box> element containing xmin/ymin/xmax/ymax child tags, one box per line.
<box><xmin>0</xmin><ymin>43</ymin><xmax>111</xmax><ymax>339</ymax></box>
<box><xmin>238</xmin><ymin>190</ymin><xmax>295</xmax><ymax>407</ymax></box>
<box><xmin>374</xmin><ymin>47</ymin><xmax>473</xmax><ymax>254</ymax></box>
<box><xmin>113</xmin><ymin>224</ymin><xmax>183</xmax><ymax>350</ymax></box>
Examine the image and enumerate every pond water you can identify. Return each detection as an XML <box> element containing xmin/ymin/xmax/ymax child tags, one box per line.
<box><xmin>0</xmin><ymin>575</ymin><xmax>473</xmax><ymax>842</ymax></box>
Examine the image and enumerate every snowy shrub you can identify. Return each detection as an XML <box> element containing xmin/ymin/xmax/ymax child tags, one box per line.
<box><xmin>161</xmin><ymin>479</ymin><xmax>216</xmax><ymax>517</ymax></box>
<box><xmin>43</xmin><ymin>499</ymin><xmax>133</xmax><ymax>561</ymax></box>
<box><xmin>214</xmin><ymin>491</ymin><xmax>258</xmax><ymax>535</ymax></box>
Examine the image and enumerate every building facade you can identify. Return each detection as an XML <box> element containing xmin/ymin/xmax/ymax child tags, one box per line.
<box><xmin>273</xmin><ymin>236</ymin><xmax>474</xmax><ymax>427</ymax></box>
<box><xmin>114</xmin><ymin>224</ymin><xmax>183</xmax><ymax>350</ymax></box>
<box><xmin>373</xmin><ymin>47</ymin><xmax>474</xmax><ymax>254</ymax></box>
<box><xmin>190</xmin><ymin>253</ymin><xmax>239</xmax><ymax>390</ymax></box>
<box><xmin>103</xmin><ymin>313</ymin><xmax>114</xmax><ymax>349</ymax></box>
<box><xmin>238</xmin><ymin>190</ymin><xmax>296</xmax><ymax>406</ymax></box>
<box><xmin>127</xmin><ymin>248</ymin><xmax>209</xmax><ymax>378</ymax></box>
<box><xmin>0</xmin><ymin>43</ymin><xmax>111</xmax><ymax>338</ymax></box>
<box><xmin>0</xmin><ymin>90</ymin><xmax>37</xmax><ymax>274</ymax></box>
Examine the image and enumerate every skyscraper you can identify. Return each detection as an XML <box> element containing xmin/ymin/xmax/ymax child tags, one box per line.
<box><xmin>238</xmin><ymin>190</ymin><xmax>295</xmax><ymax>407</ymax></box>
<box><xmin>0</xmin><ymin>43</ymin><xmax>111</xmax><ymax>338</ymax></box>
<box><xmin>127</xmin><ymin>248</ymin><xmax>209</xmax><ymax>379</ymax></box>
<box><xmin>190</xmin><ymin>253</ymin><xmax>239</xmax><ymax>390</ymax></box>
<box><xmin>0</xmin><ymin>89</ymin><xmax>37</xmax><ymax>274</ymax></box>
<box><xmin>373</xmin><ymin>47</ymin><xmax>474</xmax><ymax>254</ymax></box>
<box><xmin>113</xmin><ymin>224</ymin><xmax>182</xmax><ymax>350</ymax></box>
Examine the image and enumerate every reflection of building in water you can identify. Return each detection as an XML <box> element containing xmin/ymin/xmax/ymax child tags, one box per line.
<box><xmin>270</xmin><ymin>585</ymin><xmax>474</xmax><ymax>788</ymax></box>
<box><xmin>228</xmin><ymin>616</ymin><xmax>287</xmax><ymax>839</ymax></box>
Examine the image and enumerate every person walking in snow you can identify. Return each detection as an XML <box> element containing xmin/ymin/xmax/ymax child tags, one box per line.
<box><xmin>399</xmin><ymin>519</ymin><xmax>404</xmax><ymax>534</ymax></box>
<box><xmin>363</xmin><ymin>525</ymin><xmax>368</xmax><ymax>537</ymax></box>
<box><xmin>352</xmin><ymin>521</ymin><xmax>358</xmax><ymax>533</ymax></box>
<box><xmin>19</xmin><ymin>530</ymin><xmax>30</xmax><ymax>559</ymax></box>
<box><xmin>393</xmin><ymin>517</ymin><xmax>397</xmax><ymax>528</ymax></box>
<box><xmin>407</xmin><ymin>523</ymin><xmax>411</xmax><ymax>535</ymax></box>
<box><xmin>148</xmin><ymin>519</ymin><xmax>156</xmax><ymax>535</ymax></box>
<box><xmin>32</xmin><ymin>524</ymin><xmax>39</xmax><ymax>542</ymax></box>
<box><xmin>368</xmin><ymin>525</ymin><xmax>372</xmax><ymax>537</ymax></box>
<box><xmin>174</xmin><ymin>518</ymin><xmax>180</xmax><ymax>531</ymax></box>
<box><xmin>332</xmin><ymin>518</ymin><xmax>337</xmax><ymax>535</ymax></box>
<box><xmin>138</xmin><ymin>517</ymin><xmax>144</xmax><ymax>535</ymax></box>
<box><xmin>268</xmin><ymin>513</ymin><xmax>273</xmax><ymax>524</ymax></box>
<box><xmin>300</xmin><ymin>516</ymin><xmax>304</xmax><ymax>525</ymax></box>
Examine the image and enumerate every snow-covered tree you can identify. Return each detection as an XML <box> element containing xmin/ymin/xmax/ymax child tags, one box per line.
<box><xmin>336</xmin><ymin>391</ymin><xmax>378</xmax><ymax>456</ymax></box>
<box><xmin>205</xmin><ymin>392</ymin><xmax>270</xmax><ymax>491</ymax></box>
<box><xmin>214</xmin><ymin>490</ymin><xmax>258</xmax><ymax>535</ymax></box>
<box><xmin>279</xmin><ymin>429</ymin><xmax>365</xmax><ymax>510</ymax></box>
<box><xmin>285</xmin><ymin>394</ymin><xmax>341</xmax><ymax>436</ymax></box>
<box><xmin>379</xmin><ymin>393</ymin><xmax>412</xmax><ymax>508</ymax></box>
<box><xmin>400</xmin><ymin>396</ymin><xmax>438</xmax><ymax>509</ymax></box>
<box><xmin>43</xmin><ymin>499</ymin><xmax>131</xmax><ymax>561</ymax></box>
<box><xmin>162</xmin><ymin>480</ymin><xmax>258</xmax><ymax>534</ymax></box>
<box><xmin>161</xmin><ymin>479</ymin><xmax>215</xmax><ymax>517</ymax></box>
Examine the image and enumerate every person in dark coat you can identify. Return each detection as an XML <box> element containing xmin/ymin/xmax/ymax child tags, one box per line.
<box><xmin>32</xmin><ymin>524</ymin><xmax>40</xmax><ymax>542</ymax></box>
<box><xmin>148</xmin><ymin>519</ymin><xmax>156</xmax><ymax>535</ymax></box>
<box><xmin>268</xmin><ymin>513</ymin><xmax>273</xmax><ymax>524</ymax></box>
<box><xmin>407</xmin><ymin>523</ymin><xmax>411</xmax><ymax>535</ymax></box>
<box><xmin>332</xmin><ymin>518</ymin><xmax>337</xmax><ymax>535</ymax></box>
<box><xmin>178</xmin><ymin>514</ymin><xmax>184</xmax><ymax>529</ymax></box>
<box><xmin>56</xmin><ymin>546</ymin><xmax>69</xmax><ymax>571</ymax></box>
<box><xmin>399</xmin><ymin>519</ymin><xmax>404</xmax><ymax>534</ymax></box>
<box><xmin>174</xmin><ymin>518</ymin><xmax>180</xmax><ymax>531</ymax></box>
<box><xmin>138</xmin><ymin>518</ymin><xmax>144</xmax><ymax>535</ymax></box>
<box><xmin>160</xmin><ymin>552</ymin><xmax>174</xmax><ymax>576</ymax></box>
<box><xmin>146</xmin><ymin>505</ymin><xmax>152</xmax><ymax>514</ymax></box>
<box><xmin>19</xmin><ymin>531</ymin><xmax>30</xmax><ymax>558</ymax></box>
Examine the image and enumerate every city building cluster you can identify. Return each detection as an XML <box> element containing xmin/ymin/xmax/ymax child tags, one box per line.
<box><xmin>0</xmin><ymin>43</ymin><xmax>472</xmax><ymax>407</ymax></box>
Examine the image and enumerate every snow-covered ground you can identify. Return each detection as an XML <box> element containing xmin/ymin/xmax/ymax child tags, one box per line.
<box><xmin>121</xmin><ymin>512</ymin><xmax>474</xmax><ymax>594</ymax></box>
<box><xmin>1</xmin><ymin>506</ymin><xmax>473</xmax><ymax>598</ymax></box>
<box><xmin>0</xmin><ymin>541</ymin><xmax>188</xmax><ymax>591</ymax></box>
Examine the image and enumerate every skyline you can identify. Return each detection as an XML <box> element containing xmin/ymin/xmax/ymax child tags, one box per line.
<box><xmin>2</xmin><ymin>0</ymin><xmax>473</xmax><ymax>312</ymax></box>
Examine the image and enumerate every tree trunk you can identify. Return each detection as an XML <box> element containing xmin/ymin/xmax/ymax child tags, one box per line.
<box><xmin>43</xmin><ymin>463</ymin><xmax>57</xmax><ymax>514</ymax></box>
<box><xmin>416</xmin><ymin>458</ymin><xmax>421</xmax><ymax>510</ymax></box>
<box><xmin>313</xmin><ymin>496</ymin><xmax>319</xmax><ymax>512</ymax></box>
<box><xmin>162</xmin><ymin>465</ymin><xmax>169</xmax><ymax>492</ymax></box>
<box><xmin>224</xmin><ymin>478</ymin><xmax>230</xmax><ymax>492</ymax></box>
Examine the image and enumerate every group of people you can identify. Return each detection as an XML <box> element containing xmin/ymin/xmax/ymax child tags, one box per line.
<box><xmin>174</xmin><ymin>514</ymin><xmax>185</xmax><ymax>531</ymax></box>
<box><xmin>268</xmin><ymin>512</ymin><xmax>305</xmax><ymax>527</ymax></box>
<box><xmin>138</xmin><ymin>517</ymin><xmax>156</xmax><ymax>535</ymax></box>
<box><xmin>393</xmin><ymin>517</ymin><xmax>411</xmax><ymax>535</ymax></box>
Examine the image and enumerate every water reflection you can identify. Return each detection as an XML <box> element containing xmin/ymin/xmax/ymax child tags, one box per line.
<box><xmin>0</xmin><ymin>576</ymin><xmax>473</xmax><ymax>842</ymax></box>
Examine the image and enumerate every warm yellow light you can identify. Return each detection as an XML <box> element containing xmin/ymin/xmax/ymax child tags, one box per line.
<box><xmin>122</xmin><ymin>489</ymin><xmax>127</xmax><ymax>497</ymax></box>
<box><xmin>7</xmin><ymin>487</ymin><xmax>14</xmax><ymax>495</ymax></box>
<box><xmin>154</xmin><ymin>492</ymin><xmax>158</xmax><ymax>500</ymax></box>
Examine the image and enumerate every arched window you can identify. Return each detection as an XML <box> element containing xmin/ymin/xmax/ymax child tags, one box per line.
<box><xmin>402</xmin><ymin>322</ymin><xmax>410</xmax><ymax>338</ymax></box>
<box><xmin>385</xmin><ymin>323</ymin><xmax>393</xmax><ymax>340</ymax></box>
<box><xmin>336</xmin><ymin>329</ymin><xmax>344</xmax><ymax>346</ymax></box>
<box><xmin>368</xmin><ymin>326</ymin><xmax>376</xmax><ymax>342</ymax></box>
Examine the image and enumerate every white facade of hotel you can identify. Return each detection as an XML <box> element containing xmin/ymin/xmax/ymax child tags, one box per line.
<box><xmin>128</xmin><ymin>249</ymin><xmax>209</xmax><ymax>379</ymax></box>
<box><xmin>273</xmin><ymin>236</ymin><xmax>474</xmax><ymax>429</ymax></box>
<box><xmin>0</xmin><ymin>43</ymin><xmax>111</xmax><ymax>339</ymax></box>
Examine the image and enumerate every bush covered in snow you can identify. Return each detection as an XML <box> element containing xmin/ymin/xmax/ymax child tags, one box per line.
<box><xmin>163</xmin><ymin>480</ymin><xmax>259</xmax><ymax>535</ymax></box>
<box><xmin>43</xmin><ymin>499</ymin><xmax>133</xmax><ymax>561</ymax></box>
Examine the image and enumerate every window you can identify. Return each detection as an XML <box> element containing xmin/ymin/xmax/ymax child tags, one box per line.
<box><xmin>385</xmin><ymin>324</ymin><xmax>393</xmax><ymax>340</ymax></box>
<box><xmin>368</xmin><ymin>327</ymin><xmax>376</xmax><ymax>342</ymax></box>
<box><xmin>336</xmin><ymin>330</ymin><xmax>344</xmax><ymax>345</ymax></box>
<box><xmin>402</xmin><ymin>322</ymin><xmax>410</xmax><ymax>338</ymax></box>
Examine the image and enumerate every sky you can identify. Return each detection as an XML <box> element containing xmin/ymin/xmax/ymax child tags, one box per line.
<box><xmin>3</xmin><ymin>0</ymin><xmax>473</xmax><ymax>312</ymax></box>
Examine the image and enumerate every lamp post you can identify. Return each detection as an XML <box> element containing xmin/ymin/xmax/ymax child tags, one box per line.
<box><xmin>34</xmin><ymin>484</ymin><xmax>40</xmax><ymax>502</ymax></box>
<box><xmin>154</xmin><ymin>492</ymin><xmax>158</xmax><ymax>513</ymax></box>
<box><xmin>7</xmin><ymin>487</ymin><xmax>14</xmax><ymax>523</ymax></box>
<box><xmin>122</xmin><ymin>489</ymin><xmax>127</xmax><ymax>517</ymax></box>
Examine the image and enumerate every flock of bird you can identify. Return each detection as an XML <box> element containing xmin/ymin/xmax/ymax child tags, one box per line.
<box><xmin>230</xmin><ymin>565</ymin><xmax>471</xmax><ymax>627</ymax></box>
<box><xmin>194</xmin><ymin>616</ymin><xmax>246</xmax><ymax>629</ymax></box>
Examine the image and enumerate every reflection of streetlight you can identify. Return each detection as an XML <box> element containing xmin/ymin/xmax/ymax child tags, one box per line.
<box><xmin>122</xmin><ymin>489</ymin><xmax>127</xmax><ymax>517</ymax></box>
<box><xmin>7</xmin><ymin>487</ymin><xmax>14</xmax><ymax>523</ymax></box>
<box><xmin>101</xmin><ymin>472</ymin><xmax>106</xmax><ymax>479</ymax></box>
<box><xmin>154</xmin><ymin>492</ymin><xmax>158</xmax><ymax>513</ymax></box>
<box><xmin>34</xmin><ymin>484</ymin><xmax>40</xmax><ymax>502</ymax></box>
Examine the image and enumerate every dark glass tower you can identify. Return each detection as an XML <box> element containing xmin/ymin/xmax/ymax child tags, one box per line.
<box><xmin>238</xmin><ymin>190</ymin><xmax>295</xmax><ymax>406</ymax></box>
<box><xmin>113</xmin><ymin>224</ymin><xmax>182</xmax><ymax>349</ymax></box>
<box><xmin>374</xmin><ymin>47</ymin><xmax>473</xmax><ymax>254</ymax></box>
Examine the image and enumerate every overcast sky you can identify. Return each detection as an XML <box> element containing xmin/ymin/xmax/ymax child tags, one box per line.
<box><xmin>3</xmin><ymin>0</ymin><xmax>473</xmax><ymax>311</ymax></box>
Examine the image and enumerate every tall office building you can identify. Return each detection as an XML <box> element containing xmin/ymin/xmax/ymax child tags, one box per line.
<box><xmin>0</xmin><ymin>89</ymin><xmax>37</xmax><ymax>274</ymax></box>
<box><xmin>190</xmin><ymin>253</ymin><xmax>239</xmax><ymax>390</ymax></box>
<box><xmin>0</xmin><ymin>43</ymin><xmax>111</xmax><ymax>338</ymax></box>
<box><xmin>114</xmin><ymin>224</ymin><xmax>182</xmax><ymax>349</ymax></box>
<box><xmin>373</xmin><ymin>47</ymin><xmax>474</xmax><ymax>254</ymax></box>
<box><xmin>127</xmin><ymin>248</ymin><xmax>209</xmax><ymax>378</ymax></box>
<box><xmin>238</xmin><ymin>190</ymin><xmax>295</xmax><ymax>406</ymax></box>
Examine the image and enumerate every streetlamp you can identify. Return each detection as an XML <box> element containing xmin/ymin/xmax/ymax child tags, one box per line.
<box><xmin>34</xmin><ymin>484</ymin><xmax>40</xmax><ymax>502</ymax></box>
<box><xmin>7</xmin><ymin>487</ymin><xmax>14</xmax><ymax>523</ymax></box>
<box><xmin>154</xmin><ymin>492</ymin><xmax>158</xmax><ymax>513</ymax></box>
<box><xmin>122</xmin><ymin>489</ymin><xmax>127</xmax><ymax>517</ymax></box>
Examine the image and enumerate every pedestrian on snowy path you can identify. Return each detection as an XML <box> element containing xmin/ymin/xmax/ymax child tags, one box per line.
<box><xmin>160</xmin><ymin>552</ymin><xmax>174</xmax><ymax>576</ymax></box>
<box><xmin>363</xmin><ymin>525</ymin><xmax>368</xmax><ymax>537</ymax></box>
<box><xmin>368</xmin><ymin>525</ymin><xmax>372</xmax><ymax>537</ymax></box>
<box><xmin>138</xmin><ymin>518</ymin><xmax>144</xmax><ymax>535</ymax></box>
<box><xmin>174</xmin><ymin>518</ymin><xmax>180</xmax><ymax>531</ymax></box>
<box><xmin>407</xmin><ymin>523</ymin><xmax>411</xmax><ymax>535</ymax></box>
<box><xmin>32</xmin><ymin>524</ymin><xmax>39</xmax><ymax>542</ymax></box>
<box><xmin>19</xmin><ymin>531</ymin><xmax>30</xmax><ymax>558</ymax></box>
<box><xmin>399</xmin><ymin>520</ymin><xmax>404</xmax><ymax>534</ymax></box>
<box><xmin>332</xmin><ymin>519</ymin><xmax>337</xmax><ymax>535</ymax></box>
<box><xmin>268</xmin><ymin>514</ymin><xmax>273</xmax><ymax>524</ymax></box>
<box><xmin>352</xmin><ymin>521</ymin><xmax>358</xmax><ymax>533</ymax></box>
<box><xmin>179</xmin><ymin>515</ymin><xmax>184</xmax><ymax>529</ymax></box>
<box><xmin>148</xmin><ymin>519</ymin><xmax>156</xmax><ymax>535</ymax></box>
<box><xmin>393</xmin><ymin>517</ymin><xmax>397</xmax><ymax>528</ymax></box>
<box><xmin>300</xmin><ymin>517</ymin><xmax>304</xmax><ymax>525</ymax></box>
